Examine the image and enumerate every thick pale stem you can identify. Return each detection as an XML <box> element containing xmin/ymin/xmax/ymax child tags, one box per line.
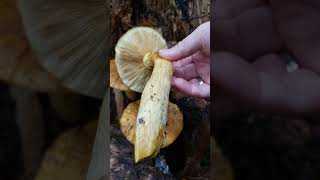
<box><xmin>143</xmin><ymin>52</ymin><xmax>155</xmax><ymax>69</ymax></box>
<box><xmin>135</xmin><ymin>53</ymin><xmax>173</xmax><ymax>162</ymax></box>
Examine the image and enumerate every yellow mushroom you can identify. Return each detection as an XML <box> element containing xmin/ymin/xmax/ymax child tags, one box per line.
<box><xmin>115</xmin><ymin>27</ymin><xmax>173</xmax><ymax>162</ymax></box>
<box><xmin>120</xmin><ymin>100</ymin><xmax>183</xmax><ymax>148</ymax></box>
<box><xmin>110</xmin><ymin>59</ymin><xmax>138</xmax><ymax>100</ymax></box>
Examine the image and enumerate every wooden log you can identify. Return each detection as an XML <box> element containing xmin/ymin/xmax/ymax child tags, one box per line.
<box><xmin>111</xmin><ymin>0</ymin><xmax>210</xmax><ymax>48</ymax></box>
<box><xmin>211</xmin><ymin>137</ymin><xmax>234</xmax><ymax>180</ymax></box>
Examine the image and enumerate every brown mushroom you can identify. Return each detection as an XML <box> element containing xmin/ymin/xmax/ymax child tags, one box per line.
<box><xmin>110</xmin><ymin>59</ymin><xmax>138</xmax><ymax>100</ymax></box>
<box><xmin>120</xmin><ymin>100</ymin><xmax>183</xmax><ymax>148</ymax></box>
<box><xmin>115</xmin><ymin>27</ymin><xmax>173</xmax><ymax>162</ymax></box>
<box><xmin>17</xmin><ymin>0</ymin><xmax>111</xmax><ymax>98</ymax></box>
<box><xmin>35</xmin><ymin>120</ymin><xmax>97</xmax><ymax>180</ymax></box>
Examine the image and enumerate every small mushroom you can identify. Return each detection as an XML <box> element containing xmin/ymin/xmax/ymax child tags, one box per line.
<box><xmin>120</xmin><ymin>100</ymin><xmax>183</xmax><ymax>148</ymax></box>
<box><xmin>110</xmin><ymin>59</ymin><xmax>138</xmax><ymax>100</ymax></box>
<box><xmin>115</xmin><ymin>27</ymin><xmax>173</xmax><ymax>162</ymax></box>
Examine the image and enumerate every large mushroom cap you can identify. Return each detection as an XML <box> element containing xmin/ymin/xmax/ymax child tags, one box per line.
<box><xmin>120</xmin><ymin>100</ymin><xmax>183</xmax><ymax>148</ymax></box>
<box><xmin>0</xmin><ymin>0</ymin><xmax>64</xmax><ymax>92</ymax></box>
<box><xmin>35</xmin><ymin>120</ymin><xmax>97</xmax><ymax>180</ymax></box>
<box><xmin>17</xmin><ymin>0</ymin><xmax>110</xmax><ymax>98</ymax></box>
<box><xmin>110</xmin><ymin>59</ymin><xmax>129</xmax><ymax>91</ymax></box>
<box><xmin>115</xmin><ymin>27</ymin><xmax>167</xmax><ymax>93</ymax></box>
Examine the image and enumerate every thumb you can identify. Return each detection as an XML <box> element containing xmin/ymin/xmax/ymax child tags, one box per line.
<box><xmin>159</xmin><ymin>21</ymin><xmax>210</xmax><ymax>61</ymax></box>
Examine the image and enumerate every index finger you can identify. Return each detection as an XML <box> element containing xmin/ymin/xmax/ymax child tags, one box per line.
<box><xmin>159</xmin><ymin>22</ymin><xmax>210</xmax><ymax>61</ymax></box>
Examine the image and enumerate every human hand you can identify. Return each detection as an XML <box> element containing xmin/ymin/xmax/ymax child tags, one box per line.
<box><xmin>159</xmin><ymin>22</ymin><xmax>210</xmax><ymax>98</ymax></box>
<box><xmin>213</xmin><ymin>0</ymin><xmax>320</xmax><ymax>114</ymax></box>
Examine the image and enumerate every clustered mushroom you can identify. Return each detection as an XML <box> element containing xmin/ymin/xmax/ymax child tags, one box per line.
<box><xmin>110</xmin><ymin>59</ymin><xmax>138</xmax><ymax>100</ymax></box>
<box><xmin>120</xmin><ymin>100</ymin><xmax>183</xmax><ymax>149</ymax></box>
<box><xmin>115</xmin><ymin>27</ymin><xmax>182</xmax><ymax>162</ymax></box>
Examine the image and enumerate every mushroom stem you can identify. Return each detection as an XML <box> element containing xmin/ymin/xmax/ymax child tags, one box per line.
<box><xmin>143</xmin><ymin>52</ymin><xmax>155</xmax><ymax>69</ymax></box>
<box><xmin>135</xmin><ymin>53</ymin><xmax>173</xmax><ymax>162</ymax></box>
<box><xmin>125</xmin><ymin>91</ymin><xmax>138</xmax><ymax>100</ymax></box>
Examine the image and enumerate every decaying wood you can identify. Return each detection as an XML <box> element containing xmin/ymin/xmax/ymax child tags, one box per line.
<box><xmin>87</xmin><ymin>91</ymin><xmax>110</xmax><ymax>180</ymax></box>
<box><xmin>110</xmin><ymin>126</ymin><xmax>175</xmax><ymax>180</ymax></box>
<box><xmin>211</xmin><ymin>137</ymin><xmax>234</xmax><ymax>180</ymax></box>
<box><xmin>111</xmin><ymin>0</ymin><xmax>210</xmax><ymax>52</ymax></box>
<box><xmin>182</xmin><ymin>119</ymin><xmax>210</xmax><ymax>177</ymax></box>
<box><xmin>171</xmin><ymin>97</ymin><xmax>210</xmax><ymax>179</ymax></box>
<box><xmin>10</xmin><ymin>86</ymin><xmax>45</xmax><ymax>180</ymax></box>
<box><xmin>35</xmin><ymin>120</ymin><xmax>97</xmax><ymax>180</ymax></box>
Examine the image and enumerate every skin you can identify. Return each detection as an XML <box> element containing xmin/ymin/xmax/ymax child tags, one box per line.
<box><xmin>212</xmin><ymin>0</ymin><xmax>320</xmax><ymax>115</ymax></box>
<box><xmin>159</xmin><ymin>22</ymin><xmax>210</xmax><ymax>98</ymax></box>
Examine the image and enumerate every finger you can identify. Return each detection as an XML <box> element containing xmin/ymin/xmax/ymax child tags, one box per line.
<box><xmin>253</xmin><ymin>54</ymin><xmax>287</xmax><ymax>76</ymax></box>
<box><xmin>173</xmin><ymin>56</ymin><xmax>193</xmax><ymax>68</ymax></box>
<box><xmin>195</xmin><ymin>61</ymin><xmax>210</xmax><ymax>83</ymax></box>
<box><xmin>270</xmin><ymin>0</ymin><xmax>320</xmax><ymax>74</ymax></box>
<box><xmin>213</xmin><ymin>4</ymin><xmax>283</xmax><ymax>60</ymax></box>
<box><xmin>213</xmin><ymin>51</ymin><xmax>285</xmax><ymax>112</ymax></box>
<box><xmin>159</xmin><ymin>22</ymin><xmax>210</xmax><ymax>61</ymax></box>
<box><xmin>174</xmin><ymin>63</ymin><xmax>198</xmax><ymax>80</ymax></box>
<box><xmin>173</xmin><ymin>78</ymin><xmax>210</xmax><ymax>98</ymax></box>
<box><xmin>191</xmin><ymin>51</ymin><xmax>208</xmax><ymax>63</ymax></box>
<box><xmin>213</xmin><ymin>51</ymin><xmax>320</xmax><ymax>114</ymax></box>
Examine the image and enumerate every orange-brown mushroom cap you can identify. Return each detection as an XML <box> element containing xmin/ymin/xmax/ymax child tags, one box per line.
<box><xmin>110</xmin><ymin>59</ymin><xmax>130</xmax><ymax>91</ymax></box>
<box><xmin>120</xmin><ymin>100</ymin><xmax>183</xmax><ymax>148</ymax></box>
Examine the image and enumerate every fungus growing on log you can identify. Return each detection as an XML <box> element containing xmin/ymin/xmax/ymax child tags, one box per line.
<box><xmin>115</xmin><ymin>27</ymin><xmax>174</xmax><ymax>162</ymax></box>
<box><xmin>120</xmin><ymin>100</ymin><xmax>183</xmax><ymax>148</ymax></box>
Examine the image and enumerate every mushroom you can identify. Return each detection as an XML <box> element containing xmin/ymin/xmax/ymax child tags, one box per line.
<box><xmin>110</xmin><ymin>59</ymin><xmax>139</xmax><ymax>101</ymax></box>
<box><xmin>17</xmin><ymin>0</ymin><xmax>111</xmax><ymax>98</ymax></box>
<box><xmin>120</xmin><ymin>100</ymin><xmax>183</xmax><ymax>148</ymax></box>
<box><xmin>35</xmin><ymin>120</ymin><xmax>97</xmax><ymax>180</ymax></box>
<box><xmin>0</xmin><ymin>35</ymin><xmax>65</xmax><ymax>92</ymax></box>
<box><xmin>115</xmin><ymin>27</ymin><xmax>174</xmax><ymax>162</ymax></box>
<box><xmin>0</xmin><ymin>0</ymin><xmax>65</xmax><ymax>92</ymax></box>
